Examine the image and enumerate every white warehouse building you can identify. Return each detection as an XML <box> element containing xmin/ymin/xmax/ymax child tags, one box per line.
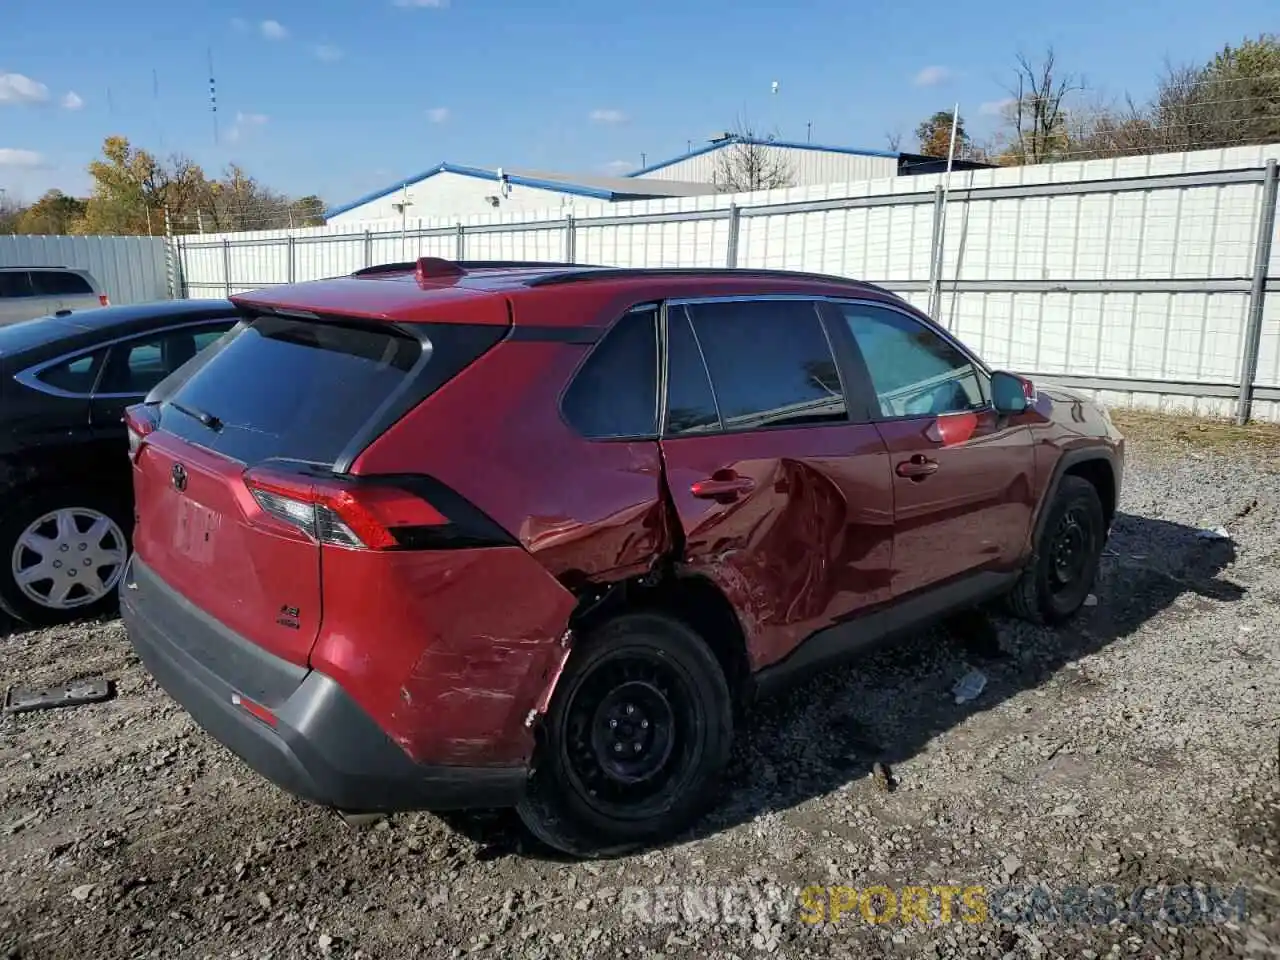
<box><xmin>323</xmin><ymin>137</ymin><xmax>990</xmax><ymax>224</ymax></box>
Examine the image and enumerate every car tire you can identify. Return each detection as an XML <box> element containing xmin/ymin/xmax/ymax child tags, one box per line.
<box><xmin>0</xmin><ymin>487</ymin><xmax>132</xmax><ymax>627</ymax></box>
<box><xmin>1006</xmin><ymin>475</ymin><xmax>1106</xmax><ymax>626</ymax></box>
<box><xmin>516</xmin><ymin>611</ymin><xmax>734</xmax><ymax>857</ymax></box>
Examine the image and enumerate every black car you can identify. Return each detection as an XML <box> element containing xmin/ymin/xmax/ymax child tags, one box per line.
<box><xmin>0</xmin><ymin>300</ymin><xmax>238</xmax><ymax>625</ymax></box>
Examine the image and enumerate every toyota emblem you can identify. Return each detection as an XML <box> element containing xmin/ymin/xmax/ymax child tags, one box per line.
<box><xmin>171</xmin><ymin>462</ymin><xmax>188</xmax><ymax>492</ymax></box>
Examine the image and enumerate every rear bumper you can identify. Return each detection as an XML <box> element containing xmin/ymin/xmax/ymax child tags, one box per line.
<box><xmin>121</xmin><ymin>556</ymin><xmax>527</xmax><ymax>812</ymax></box>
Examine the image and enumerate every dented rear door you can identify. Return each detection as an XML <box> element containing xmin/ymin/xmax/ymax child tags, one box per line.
<box><xmin>657</xmin><ymin>298</ymin><xmax>894</xmax><ymax>673</ymax></box>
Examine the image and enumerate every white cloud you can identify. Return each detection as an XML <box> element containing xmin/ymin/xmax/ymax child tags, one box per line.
<box><xmin>227</xmin><ymin>111</ymin><xmax>269</xmax><ymax>143</ymax></box>
<box><xmin>980</xmin><ymin>97</ymin><xmax>1016</xmax><ymax>116</ymax></box>
<box><xmin>0</xmin><ymin>148</ymin><xmax>45</xmax><ymax>168</ymax></box>
<box><xmin>314</xmin><ymin>44</ymin><xmax>343</xmax><ymax>62</ymax></box>
<box><xmin>392</xmin><ymin>0</ymin><xmax>449</xmax><ymax>6</ymax></box>
<box><xmin>260</xmin><ymin>19</ymin><xmax>289</xmax><ymax>40</ymax></box>
<box><xmin>61</xmin><ymin>91</ymin><xmax>84</xmax><ymax>110</ymax></box>
<box><xmin>589</xmin><ymin>108</ymin><xmax>627</xmax><ymax>124</ymax></box>
<box><xmin>0</xmin><ymin>72</ymin><xmax>51</xmax><ymax>105</ymax></box>
<box><xmin>426</xmin><ymin>106</ymin><xmax>450</xmax><ymax>123</ymax></box>
<box><xmin>604</xmin><ymin>160</ymin><xmax>633</xmax><ymax>173</ymax></box>
<box><xmin>913</xmin><ymin>65</ymin><xmax>952</xmax><ymax>87</ymax></box>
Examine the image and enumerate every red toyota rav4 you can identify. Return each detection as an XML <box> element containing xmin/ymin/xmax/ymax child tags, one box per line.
<box><xmin>123</xmin><ymin>259</ymin><xmax>1123</xmax><ymax>855</ymax></box>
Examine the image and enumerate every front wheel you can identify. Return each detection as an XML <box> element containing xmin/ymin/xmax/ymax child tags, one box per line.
<box><xmin>516</xmin><ymin>612</ymin><xmax>733</xmax><ymax>857</ymax></box>
<box><xmin>1006</xmin><ymin>475</ymin><xmax>1106</xmax><ymax>625</ymax></box>
<box><xmin>0</xmin><ymin>487</ymin><xmax>132</xmax><ymax>627</ymax></box>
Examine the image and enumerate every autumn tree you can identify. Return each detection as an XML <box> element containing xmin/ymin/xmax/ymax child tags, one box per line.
<box><xmin>711</xmin><ymin>119</ymin><xmax>794</xmax><ymax>192</ymax></box>
<box><xmin>915</xmin><ymin>110</ymin><xmax>973</xmax><ymax>159</ymax></box>
<box><xmin>16</xmin><ymin>190</ymin><xmax>87</xmax><ymax>235</ymax></box>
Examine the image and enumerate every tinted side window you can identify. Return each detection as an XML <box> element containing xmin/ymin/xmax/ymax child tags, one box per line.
<box><xmin>562</xmin><ymin>308</ymin><xmax>658</xmax><ymax>439</ymax></box>
<box><xmin>838</xmin><ymin>304</ymin><xmax>985</xmax><ymax>418</ymax></box>
<box><xmin>0</xmin><ymin>272</ymin><xmax>35</xmax><ymax>299</ymax></box>
<box><xmin>664</xmin><ymin>306</ymin><xmax>720</xmax><ymax>436</ymax></box>
<box><xmin>31</xmin><ymin>271</ymin><xmax>92</xmax><ymax>296</ymax></box>
<box><xmin>36</xmin><ymin>349</ymin><xmax>106</xmax><ymax>394</ymax></box>
<box><xmin>98</xmin><ymin>323</ymin><xmax>236</xmax><ymax>395</ymax></box>
<box><xmin>684</xmin><ymin>299</ymin><xmax>846</xmax><ymax>431</ymax></box>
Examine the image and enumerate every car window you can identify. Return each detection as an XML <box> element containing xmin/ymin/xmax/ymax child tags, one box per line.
<box><xmin>664</xmin><ymin>306</ymin><xmax>721</xmax><ymax>436</ymax></box>
<box><xmin>683</xmin><ymin>299</ymin><xmax>847</xmax><ymax>431</ymax></box>
<box><xmin>31</xmin><ymin>271</ymin><xmax>93</xmax><ymax>296</ymax></box>
<box><xmin>97</xmin><ymin>323</ymin><xmax>235</xmax><ymax>396</ymax></box>
<box><xmin>0</xmin><ymin>272</ymin><xmax>35</xmax><ymax>299</ymax></box>
<box><xmin>36</xmin><ymin>349</ymin><xmax>106</xmax><ymax>394</ymax></box>
<box><xmin>561</xmin><ymin>307</ymin><xmax>659</xmax><ymax>439</ymax></box>
<box><xmin>838</xmin><ymin>303</ymin><xmax>986</xmax><ymax>418</ymax></box>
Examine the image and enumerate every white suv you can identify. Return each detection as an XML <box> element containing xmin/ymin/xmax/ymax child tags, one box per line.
<box><xmin>0</xmin><ymin>267</ymin><xmax>108</xmax><ymax>327</ymax></box>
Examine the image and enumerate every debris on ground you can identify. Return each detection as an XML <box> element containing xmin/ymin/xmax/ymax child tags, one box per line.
<box><xmin>3</xmin><ymin>678</ymin><xmax>114</xmax><ymax>714</ymax></box>
<box><xmin>952</xmin><ymin>667</ymin><xmax>988</xmax><ymax>704</ymax></box>
<box><xmin>1195</xmin><ymin>525</ymin><xmax>1232</xmax><ymax>540</ymax></box>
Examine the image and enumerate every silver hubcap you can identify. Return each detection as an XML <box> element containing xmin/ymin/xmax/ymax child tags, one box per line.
<box><xmin>10</xmin><ymin>508</ymin><xmax>127</xmax><ymax>610</ymax></box>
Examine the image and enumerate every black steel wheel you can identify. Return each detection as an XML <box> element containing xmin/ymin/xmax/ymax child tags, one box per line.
<box><xmin>1006</xmin><ymin>475</ymin><xmax>1106</xmax><ymax>625</ymax></box>
<box><xmin>517</xmin><ymin>612</ymin><xmax>733</xmax><ymax>857</ymax></box>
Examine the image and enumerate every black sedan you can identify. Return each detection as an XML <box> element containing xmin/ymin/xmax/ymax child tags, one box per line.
<box><xmin>0</xmin><ymin>300</ymin><xmax>238</xmax><ymax>625</ymax></box>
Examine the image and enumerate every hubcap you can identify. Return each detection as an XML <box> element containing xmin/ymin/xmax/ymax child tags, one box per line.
<box><xmin>562</xmin><ymin>654</ymin><xmax>698</xmax><ymax>817</ymax></box>
<box><xmin>10</xmin><ymin>508</ymin><xmax>127</xmax><ymax>610</ymax></box>
<box><xmin>1049</xmin><ymin>507</ymin><xmax>1090</xmax><ymax>593</ymax></box>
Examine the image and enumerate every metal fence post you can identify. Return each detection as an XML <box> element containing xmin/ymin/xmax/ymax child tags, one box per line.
<box><xmin>927</xmin><ymin>184</ymin><xmax>945</xmax><ymax>320</ymax></box>
<box><xmin>455</xmin><ymin>223</ymin><xmax>465</xmax><ymax>260</ymax></box>
<box><xmin>363</xmin><ymin>230</ymin><xmax>372</xmax><ymax>268</ymax></box>
<box><xmin>222</xmin><ymin>239</ymin><xmax>232</xmax><ymax>298</ymax></box>
<box><xmin>725</xmin><ymin>204</ymin><xmax>740</xmax><ymax>268</ymax></box>
<box><xmin>1237</xmin><ymin>158</ymin><xmax>1278</xmax><ymax>425</ymax></box>
<box><xmin>565</xmin><ymin>214</ymin><xmax>576</xmax><ymax>263</ymax></box>
<box><xmin>173</xmin><ymin>235</ymin><xmax>186</xmax><ymax>299</ymax></box>
<box><xmin>287</xmin><ymin>236</ymin><xmax>296</xmax><ymax>284</ymax></box>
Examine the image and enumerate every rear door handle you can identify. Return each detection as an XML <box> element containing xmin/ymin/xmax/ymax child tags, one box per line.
<box><xmin>895</xmin><ymin>456</ymin><xmax>939</xmax><ymax>480</ymax></box>
<box><xmin>691</xmin><ymin>475</ymin><xmax>755</xmax><ymax>503</ymax></box>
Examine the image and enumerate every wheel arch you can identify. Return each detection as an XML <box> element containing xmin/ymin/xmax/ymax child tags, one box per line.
<box><xmin>1032</xmin><ymin>448</ymin><xmax>1119</xmax><ymax>552</ymax></box>
<box><xmin>565</xmin><ymin>569</ymin><xmax>752</xmax><ymax>714</ymax></box>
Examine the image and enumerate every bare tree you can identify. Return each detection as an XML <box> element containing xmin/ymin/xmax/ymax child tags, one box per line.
<box><xmin>711</xmin><ymin>118</ymin><xmax>794</xmax><ymax>192</ymax></box>
<box><xmin>886</xmin><ymin>129</ymin><xmax>904</xmax><ymax>152</ymax></box>
<box><xmin>1005</xmin><ymin>47</ymin><xmax>1084</xmax><ymax>163</ymax></box>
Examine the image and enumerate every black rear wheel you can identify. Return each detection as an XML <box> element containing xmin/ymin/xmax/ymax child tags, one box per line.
<box><xmin>516</xmin><ymin>612</ymin><xmax>733</xmax><ymax>857</ymax></box>
<box><xmin>1006</xmin><ymin>475</ymin><xmax>1106</xmax><ymax>625</ymax></box>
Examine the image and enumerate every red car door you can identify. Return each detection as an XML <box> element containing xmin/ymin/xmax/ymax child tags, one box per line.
<box><xmin>657</xmin><ymin>297</ymin><xmax>894</xmax><ymax>674</ymax></box>
<box><xmin>829</xmin><ymin>300</ymin><xmax>1036</xmax><ymax>598</ymax></box>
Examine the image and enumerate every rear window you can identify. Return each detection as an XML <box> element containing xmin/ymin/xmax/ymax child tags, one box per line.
<box><xmin>159</xmin><ymin>315</ymin><xmax>500</xmax><ymax>468</ymax></box>
<box><xmin>0</xmin><ymin>272</ymin><xmax>34</xmax><ymax>299</ymax></box>
<box><xmin>31</xmin><ymin>271</ymin><xmax>93</xmax><ymax>296</ymax></box>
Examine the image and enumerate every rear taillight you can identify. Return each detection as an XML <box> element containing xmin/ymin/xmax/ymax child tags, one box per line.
<box><xmin>1017</xmin><ymin>375</ymin><xmax>1037</xmax><ymax>401</ymax></box>
<box><xmin>98</xmin><ymin>294</ymin><xmax>110</xmax><ymax>307</ymax></box>
<box><xmin>242</xmin><ymin>469</ymin><xmax>447</xmax><ymax>550</ymax></box>
<box><xmin>124</xmin><ymin>404</ymin><xmax>158</xmax><ymax>461</ymax></box>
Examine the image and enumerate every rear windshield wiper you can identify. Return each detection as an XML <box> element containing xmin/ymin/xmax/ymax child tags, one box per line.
<box><xmin>169</xmin><ymin>400</ymin><xmax>223</xmax><ymax>433</ymax></box>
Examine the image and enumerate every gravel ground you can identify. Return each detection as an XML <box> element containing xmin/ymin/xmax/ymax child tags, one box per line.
<box><xmin>1</xmin><ymin>411</ymin><xmax>1277</xmax><ymax>959</ymax></box>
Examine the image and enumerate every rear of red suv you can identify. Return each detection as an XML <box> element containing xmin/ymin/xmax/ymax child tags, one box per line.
<box><xmin>122</xmin><ymin>267</ymin><xmax>583</xmax><ymax>820</ymax></box>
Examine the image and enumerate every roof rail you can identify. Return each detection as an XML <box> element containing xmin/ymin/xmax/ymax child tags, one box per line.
<box><xmin>524</xmin><ymin>266</ymin><xmax>885</xmax><ymax>289</ymax></box>
<box><xmin>352</xmin><ymin>259</ymin><xmax>586</xmax><ymax>277</ymax></box>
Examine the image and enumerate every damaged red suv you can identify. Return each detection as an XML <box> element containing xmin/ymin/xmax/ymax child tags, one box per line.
<box><xmin>123</xmin><ymin>259</ymin><xmax>1123</xmax><ymax>854</ymax></box>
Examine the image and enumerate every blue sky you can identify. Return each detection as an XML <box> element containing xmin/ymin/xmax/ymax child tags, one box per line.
<box><xmin>0</xmin><ymin>0</ymin><xmax>1274</xmax><ymax>212</ymax></box>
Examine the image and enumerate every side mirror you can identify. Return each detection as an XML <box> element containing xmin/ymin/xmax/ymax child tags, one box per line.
<box><xmin>991</xmin><ymin>370</ymin><xmax>1031</xmax><ymax>415</ymax></box>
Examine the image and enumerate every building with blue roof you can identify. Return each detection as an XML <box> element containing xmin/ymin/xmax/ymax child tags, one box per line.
<box><xmin>325</xmin><ymin>136</ymin><xmax>991</xmax><ymax>225</ymax></box>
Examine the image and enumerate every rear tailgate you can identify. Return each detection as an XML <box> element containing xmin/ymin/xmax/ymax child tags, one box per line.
<box><xmin>131</xmin><ymin>304</ymin><xmax>510</xmax><ymax>671</ymax></box>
